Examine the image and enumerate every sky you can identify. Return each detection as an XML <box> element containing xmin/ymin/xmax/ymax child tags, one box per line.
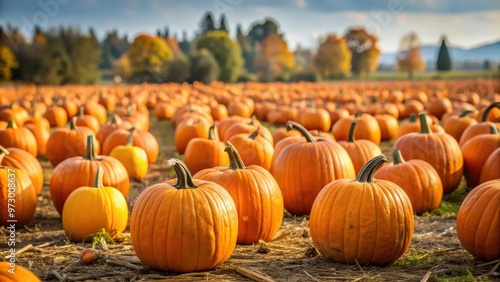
<box><xmin>0</xmin><ymin>0</ymin><xmax>499</xmax><ymax>52</ymax></box>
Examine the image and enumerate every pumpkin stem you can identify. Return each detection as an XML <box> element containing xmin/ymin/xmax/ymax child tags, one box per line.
<box><xmin>92</xmin><ymin>166</ymin><xmax>104</xmax><ymax>188</ymax></box>
<box><xmin>248</xmin><ymin>126</ymin><xmax>260</xmax><ymax>140</ymax></box>
<box><xmin>286</xmin><ymin>121</ymin><xmax>315</xmax><ymax>143</ymax></box>
<box><xmin>355</xmin><ymin>155</ymin><xmax>388</xmax><ymax>183</ymax></box>
<box><xmin>83</xmin><ymin>135</ymin><xmax>100</xmax><ymax>161</ymax></box>
<box><xmin>126</xmin><ymin>127</ymin><xmax>135</xmax><ymax>146</ymax></box>
<box><xmin>0</xmin><ymin>145</ymin><xmax>9</xmax><ymax>163</ymax></box>
<box><xmin>7</xmin><ymin>119</ymin><xmax>17</xmax><ymax>129</ymax></box>
<box><xmin>248</xmin><ymin>116</ymin><xmax>256</xmax><ymax>126</ymax></box>
<box><xmin>418</xmin><ymin>112</ymin><xmax>431</xmax><ymax>134</ymax></box>
<box><xmin>458</xmin><ymin>110</ymin><xmax>475</xmax><ymax>118</ymax></box>
<box><xmin>111</xmin><ymin>114</ymin><xmax>122</xmax><ymax>125</ymax></box>
<box><xmin>408</xmin><ymin>113</ymin><xmax>416</xmax><ymax>123</ymax></box>
<box><xmin>208</xmin><ymin>125</ymin><xmax>217</xmax><ymax>140</ymax></box>
<box><xmin>166</xmin><ymin>158</ymin><xmax>198</xmax><ymax>189</ymax></box>
<box><xmin>224</xmin><ymin>142</ymin><xmax>246</xmax><ymax>170</ymax></box>
<box><xmin>489</xmin><ymin>124</ymin><xmax>499</xmax><ymax>135</ymax></box>
<box><xmin>354</xmin><ymin>111</ymin><xmax>362</xmax><ymax>118</ymax></box>
<box><xmin>481</xmin><ymin>101</ymin><xmax>500</xmax><ymax>122</ymax></box>
<box><xmin>392</xmin><ymin>147</ymin><xmax>405</xmax><ymax>165</ymax></box>
<box><xmin>79</xmin><ymin>106</ymin><xmax>85</xmax><ymax>118</ymax></box>
<box><xmin>69</xmin><ymin>117</ymin><xmax>77</xmax><ymax>130</ymax></box>
<box><xmin>347</xmin><ymin>121</ymin><xmax>357</xmax><ymax>143</ymax></box>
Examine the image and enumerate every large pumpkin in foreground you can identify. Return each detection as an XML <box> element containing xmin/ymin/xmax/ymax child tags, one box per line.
<box><xmin>310</xmin><ymin>155</ymin><xmax>414</xmax><ymax>265</ymax></box>
<box><xmin>0</xmin><ymin>261</ymin><xmax>40</xmax><ymax>282</ymax></box>
<box><xmin>456</xmin><ymin>179</ymin><xmax>500</xmax><ymax>262</ymax></box>
<box><xmin>130</xmin><ymin>158</ymin><xmax>238</xmax><ymax>273</ymax></box>
<box><xmin>0</xmin><ymin>166</ymin><xmax>37</xmax><ymax>228</ymax></box>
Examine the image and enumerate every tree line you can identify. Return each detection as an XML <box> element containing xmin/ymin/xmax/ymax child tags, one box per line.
<box><xmin>0</xmin><ymin>12</ymin><xmax>454</xmax><ymax>84</ymax></box>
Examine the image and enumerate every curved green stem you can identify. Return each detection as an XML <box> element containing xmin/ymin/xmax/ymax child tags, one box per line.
<box><xmin>489</xmin><ymin>124</ymin><xmax>499</xmax><ymax>135</ymax></box>
<box><xmin>92</xmin><ymin>166</ymin><xmax>104</xmax><ymax>188</ymax></box>
<box><xmin>69</xmin><ymin>117</ymin><xmax>77</xmax><ymax>130</ymax></box>
<box><xmin>392</xmin><ymin>147</ymin><xmax>405</xmax><ymax>165</ymax></box>
<box><xmin>166</xmin><ymin>158</ymin><xmax>198</xmax><ymax>189</ymax></box>
<box><xmin>7</xmin><ymin>120</ymin><xmax>17</xmax><ymax>129</ymax></box>
<box><xmin>458</xmin><ymin>110</ymin><xmax>475</xmax><ymax>118</ymax></box>
<box><xmin>286</xmin><ymin>121</ymin><xmax>315</xmax><ymax>143</ymax></box>
<box><xmin>347</xmin><ymin>121</ymin><xmax>357</xmax><ymax>143</ymax></box>
<box><xmin>83</xmin><ymin>135</ymin><xmax>100</xmax><ymax>161</ymax></box>
<box><xmin>248</xmin><ymin>126</ymin><xmax>260</xmax><ymax>140</ymax></box>
<box><xmin>208</xmin><ymin>125</ymin><xmax>217</xmax><ymax>140</ymax></box>
<box><xmin>355</xmin><ymin>155</ymin><xmax>388</xmax><ymax>183</ymax></box>
<box><xmin>126</xmin><ymin>127</ymin><xmax>135</xmax><ymax>146</ymax></box>
<box><xmin>481</xmin><ymin>101</ymin><xmax>500</xmax><ymax>122</ymax></box>
<box><xmin>0</xmin><ymin>145</ymin><xmax>9</xmax><ymax>163</ymax></box>
<box><xmin>224</xmin><ymin>142</ymin><xmax>246</xmax><ymax>170</ymax></box>
<box><xmin>418</xmin><ymin>112</ymin><xmax>431</xmax><ymax>134</ymax></box>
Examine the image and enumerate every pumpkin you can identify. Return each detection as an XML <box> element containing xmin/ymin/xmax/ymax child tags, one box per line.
<box><xmin>393</xmin><ymin>112</ymin><xmax>463</xmax><ymax>194</ymax></box>
<box><xmin>223</xmin><ymin>117</ymin><xmax>273</xmax><ymax>145</ymax></box>
<box><xmin>456</xmin><ymin>179</ymin><xmax>500</xmax><ymax>261</ymax></box>
<box><xmin>109</xmin><ymin>128</ymin><xmax>149</xmax><ymax>180</ymax></box>
<box><xmin>0</xmin><ymin>103</ymin><xmax>29</xmax><ymax>126</ymax></box>
<box><xmin>375</xmin><ymin>114</ymin><xmax>399</xmax><ymax>141</ymax></box>
<box><xmin>272</xmin><ymin>121</ymin><xmax>355</xmax><ymax>216</ymax></box>
<box><xmin>271</xmin><ymin>127</ymin><xmax>302</xmax><ymax>145</ymax></box>
<box><xmin>98</xmin><ymin>93</ymin><xmax>116</xmax><ymax>111</ymax></box>
<box><xmin>0</xmin><ymin>261</ymin><xmax>41</xmax><ymax>282</ymax></box>
<box><xmin>309</xmin><ymin>155</ymin><xmax>414</xmax><ymax>265</ymax></box>
<box><xmin>442</xmin><ymin>110</ymin><xmax>477</xmax><ymax>141</ymax></box>
<box><xmin>332</xmin><ymin>112</ymin><xmax>381</xmax><ymax>145</ymax></box>
<box><xmin>154</xmin><ymin>102</ymin><xmax>177</xmax><ymax>120</ymax></box>
<box><xmin>270</xmin><ymin>134</ymin><xmax>306</xmax><ymax>174</ymax></box>
<box><xmin>43</xmin><ymin>104</ymin><xmax>68</xmax><ymax>127</ymax></box>
<box><xmin>83</xmin><ymin>102</ymin><xmax>107</xmax><ymax>125</ymax></box>
<box><xmin>427</xmin><ymin>97</ymin><xmax>453</xmax><ymax>120</ymax></box>
<box><xmin>174</xmin><ymin>118</ymin><xmax>211</xmax><ymax>155</ymax></box>
<box><xmin>75</xmin><ymin>106</ymin><xmax>100</xmax><ymax>133</ymax></box>
<box><xmin>50</xmin><ymin>135</ymin><xmax>130</xmax><ymax>215</ymax></box>
<box><xmin>95</xmin><ymin>114</ymin><xmax>133</xmax><ymax>145</ymax></box>
<box><xmin>61</xmin><ymin>97</ymin><xmax>78</xmax><ymax>119</ymax></box>
<box><xmin>102</xmin><ymin>127</ymin><xmax>158</xmax><ymax>164</ymax></box>
<box><xmin>402</xmin><ymin>99</ymin><xmax>424</xmax><ymax>119</ymax></box>
<box><xmin>0</xmin><ymin>146</ymin><xmax>44</xmax><ymax>195</ymax></box>
<box><xmin>183</xmin><ymin>125</ymin><xmax>229</xmax><ymax>175</ymax></box>
<box><xmin>194</xmin><ymin>142</ymin><xmax>284</xmax><ymax>244</ymax></box>
<box><xmin>24</xmin><ymin>120</ymin><xmax>50</xmax><ymax>158</ymax></box>
<box><xmin>0</xmin><ymin>120</ymin><xmax>38</xmax><ymax>157</ymax></box>
<box><xmin>338</xmin><ymin>121</ymin><xmax>383</xmax><ymax>174</ymax></box>
<box><xmin>459</xmin><ymin>101</ymin><xmax>500</xmax><ymax>147</ymax></box>
<box><xmin>62</xmin><ymin>166</ymin><xmax>128</xmax><ymax>242</ymax></box>
<box><xmin>216</xmin><ymin>116</ymin><xmax>252</xmax><ymax>141</ymax></box>
<box><xmin>24</xmin><ymin>107</ymin><xmax>50</xmax><ymax>132</ymax></box>
<box><xmin>396</xmin><ymin>113</ymin><xmax>445</xmax><ymax>139</ymax></box>
<box><xmin>374</xmin><ymin>148</ymin><xmax>443</xmax><ymax>214</ymax></box>
<box><xmin>227</xmin><ymin>127</ymin><xmax>274</xmax><ymax>171</ymax></box>
<box><xmin>479</xmin><ymin>147</ymin><xmax>500</xmax><ymax>184</ymax></box>
<box><xmin>460</xmin><ymin>125</ymin><xmax>500</xmax><ymax>188</ymax></box>
<box><xmin>0</xmin><ymin>166</ymin><xmax>37</xmax><ymax>228</ymax></box>
<box><xmin>475</xmin><ymin>101</ymin><xmax>500</xmax><ymax>122</ymax></box>
<box><xmin>130</xmin><ymin>158</ymin><xmax>238</xmax><ymax>272</ymax></box>
<box><xmin>46</xmin><ymin>117</ymin><xmax>98</xmax><ymax>166</ymax></box>
<box><xmin>296</xmin><ymin>104</ymin><xmax>332</xmax><ymax>132</ymax></box>
<box><xmin>210</xmin><ymin>103</ymin><xmax>228</xmax><ymax>121</ymax></box>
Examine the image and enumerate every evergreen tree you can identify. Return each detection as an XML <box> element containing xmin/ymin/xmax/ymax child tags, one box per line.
<box><xmin>236</xmin><ymin>24</ymin><xmax>255</xmax><ymax>73</ymax></box>
<box><xmin>219</xmin><ymin>14</ymin><xmax>228</xmax><ymax>33</ymax></box>
<box><xmin>436</xmin><ymin>37</ymin><xmax>452</xmax><ymax>71</ymax></box>
<box><xmin>200</xmin><ymin>12</ymin><xmax>216</xmax><ymax>34</ymax></box>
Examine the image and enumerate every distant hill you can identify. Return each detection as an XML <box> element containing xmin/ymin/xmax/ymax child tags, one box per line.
<box><xmin>379</xmin><ymin>40</ymin><xmax>500</xmax><ymax>67</ymax></box>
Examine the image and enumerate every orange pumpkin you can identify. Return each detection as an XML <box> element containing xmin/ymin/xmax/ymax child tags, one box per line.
<box><xmin>0</xmin><ymin>120</ymin><xmax>38</xmax><ymax>157</ymax></box>
<box><xmin>332</xmin><ymin>112</ymin><xmax>381</xmax><ymax>145</ymax></box>
<box><xmin>174</xmin><ymin>118</ymin><xmax>211</xmax><ymax>155</ymax></box>
<box><xmin>456</xmin><ymin>179</ymin><xmax>499</xmax><ymax>261</ymax></box>
<box><xmin>130</xmin><ymin>158</ymin><xmax>238</xmax><ymax>272</ymax></box>
<box><xmin>95</xmin><ymin>114</ymin><xmax>133</xmax><ymax>145</ymax></box>
<box><xmin>0</xmin><ymin>261</ymin><xmax>41</xmax><ymax>282</ymax></box>
<box><xmin>479</xmin><ymin>147</ymin><xmax>500</xmax><ymax>184</ymax></box>
<box><xmin>183</xmin><ymin>125</ymin><xmax>229</xmax><ymax>175</ymax></box>
<box><xmin>0</xmin><ymin>146</ymin><xmax>43</xmax><ymax>195</ymax></box>
<box><xmin>194</xmin><ymin>142</ymin><xmax>284</xmax><ymax>244</ymax></box>
<box><xmin>227</xmin><ymin>127</ymin><xmax>274</xmax><ymax>171</ymax></box>
<box><xmin>75</xmin><ymin>106</ymin><xmax>100</xmax><ymax>133</ymax></box>
<box><xmin>0</xmin><ymin>166</ymin><xmax>37</xmax><ymax>228</ymax></box>
<box><xmin>374</xmin><ymin>148</ymin><xmax>443</xmax><ymax>215</ymax></box>
<box><xmin>442</xmin><ymin>110</ymin><xmax>477</xmax><ymax>141</ymax></box>
<box><xmin>459</xmin><ymin>101</ymin><xmax>500</xmax><ymax>147</ymax></box>
<box><xmin>338</xmin><ymin>121</ymin><xmax>382</xmax><ymax>174</ymax></box>
<box><xmin>393</xmin><ymin>112</ymin><xmax>463</xmax><ymax>194</ymax></box>
<box><xmin>44</xmin><ymin>104</ymin><xmax>68</xmax><ymax>127</ymax></box>
<box><xmin>272</xmin><ymin>121</ymin><xmax>355</xmax><ymax>216</ymax></box>
<box><xmin>310</xmin><ymin>155</ymin><xmax>414</xmax><ymax>265</ymax></box>
<box><xmin>102</xmin><ymin>127</ymin><xmax>158</xmax><ymax>164</ymax></box>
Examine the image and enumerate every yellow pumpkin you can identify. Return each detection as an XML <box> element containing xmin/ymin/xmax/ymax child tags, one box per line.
<box><xmin>109</xmin><ymin>128</ymin><xmax>148</xmax><ymax>180</ymax></box>
<box><xmin>62</xmin><ymin>166</ymin><xmax>128</xmax><ymax>242</ymax></box>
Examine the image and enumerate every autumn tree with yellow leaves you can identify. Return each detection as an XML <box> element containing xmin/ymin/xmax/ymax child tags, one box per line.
<box><xmin>127</xmin><ymin>34</ymin><xmax>173</xmax><ymax>82</ymax></box>
<box><xmin>396</xmin><ymin>32</ymin><xmax>425</xmax><ymax>79</ymax></box>
<box><xmin>345</xmin><ymin>27</ymin><xmax>380</xmax><ymax>76</ymax></box>
<box><xmin>255</xmin><ymin>32</ymin><xmax>295</xmax><ymax>81</ymax></box>
<box><xmin>314</xmin><ymin>34</ymin><xmax>351</xmax><ymax>79</ymax></box>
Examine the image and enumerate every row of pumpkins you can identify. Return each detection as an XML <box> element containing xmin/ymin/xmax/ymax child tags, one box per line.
<box><xmin>0</xmin><ymin>84</ymin><xmax>499</xmax><ymax>280</ymax></box>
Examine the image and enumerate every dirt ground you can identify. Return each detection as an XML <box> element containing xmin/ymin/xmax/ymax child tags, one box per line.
<box><xmin>1</xmin><ymin>116</ymin><xmax>498</xmax><ymax>282</ymax></box>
